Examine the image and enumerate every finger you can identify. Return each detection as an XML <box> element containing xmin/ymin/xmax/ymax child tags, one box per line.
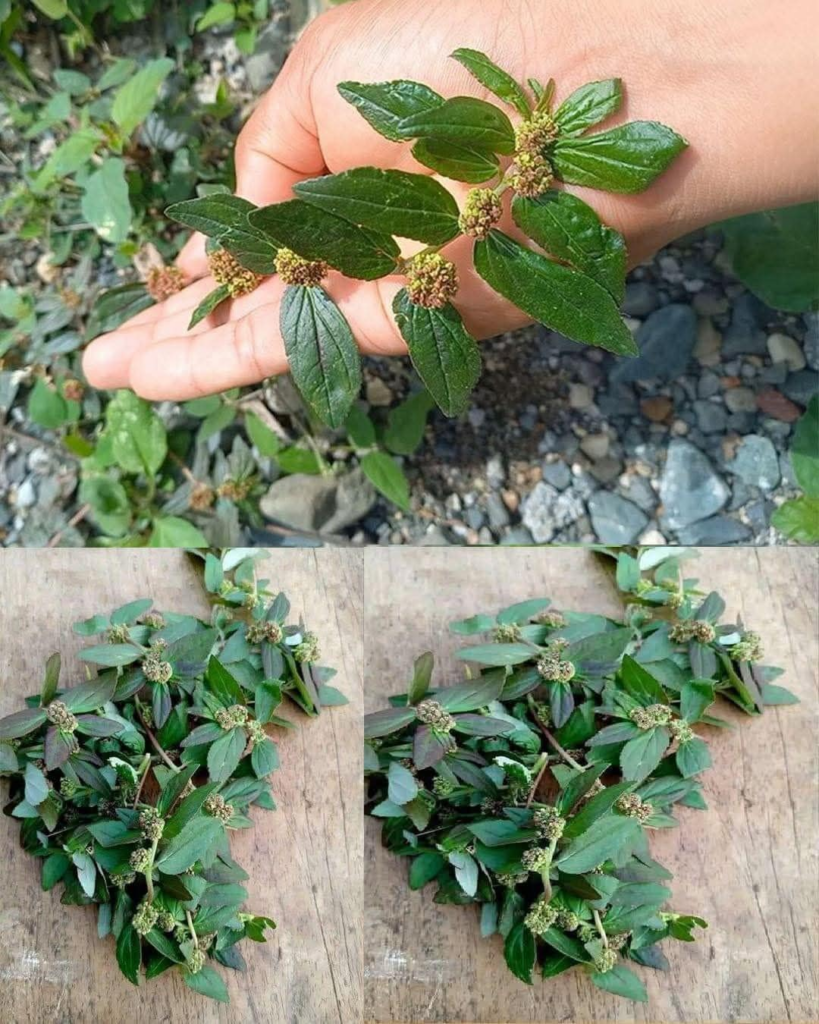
<box><xmin>175</xmin><ymin>232</ymin><xmax>209</xmax><ymax>280</ymax></box>
<box><xmin>121</xmin><ymin>276</ymin><xmax>217</xmax><ymax>330</ymax></box>
<box><xmin>127</xmin><ymin>276</ymin><xmax>406</xmax><ymax>401</ymax></box>
<box><xmin>233</xmin><ymin>39</ymin><xmax>325</xmax><ymax>206</ymax></box>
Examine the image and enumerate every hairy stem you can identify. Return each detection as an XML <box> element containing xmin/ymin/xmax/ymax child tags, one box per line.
<box><xmin>135</xmin><ymin>697</ymin><xmax>181</xmax><ymax>773</ymax></box>
<box><xmin>528</xmin><ymin>696</ymin><xmax>586</xmax><ymax>771</ymax></box>
<box><xmin>145</xmin><ymin>834</ymin><xmax>160</xmax><ymax>903</ymax></box>
<box><xmin>593</xmin><ymin>908</ymin><xmax>608</xmax><ymax>947</ymax></box>
<box><xmin>525</xmin><ymin>751</ymin><xmax>550</xmax><ymax>808</ymax></box>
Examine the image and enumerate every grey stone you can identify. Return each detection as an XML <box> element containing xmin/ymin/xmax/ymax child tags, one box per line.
<box><xmin>486</xmin><ymin>455</ymin><xmax>505</xmax><ymax>488</ymax></box>
<box><xmin>744</xmin><ymin>499</ymin><xmax>772</xmax><ymax>532</ymax></box>
<box><xmin>659</xmin><ymin>440</ymin><xmax>730</xmax><ymax>529</ymax></box>
<box><xmin>725</xmin><ymin>435</ymin><xmax>781</xmax><ymax>491</ymax></box>
<box><xmin>761</xmin><ymin>363</ymin><xmax>789</xmax><ymax>385</ymax></box>
<box><xmin>622</xmin><ymin>282</ymin><xmax>659</xmax><ymax>317</ymax></box>
<box><xmin>541</xmin><ymin>460</ymin><xmax>572</xmax><ymax>490</ymax></box>
<box><xmin>612</xmin><ymin>305</ymin><xmax>697</xmax><ymax>383</ymax></box>
<box><xmin>697</xmin><ymin>371</ymin><xmax>721</xmax><ymax>399</ymax></box>
<box><xmin>521</xmin><ymin>483</ymin><xmax>584</xmax><ymax>543</ymax></box>
<box><xmin>693</xmin><ymin>400</ymin><xmax>727</xmax><ymax>434</ymax></box>
<box><xmin>597</xmin><ymin>385</ymin><xmax>638</xmax><ymax>418</ymax></box>
<box><xmin>501</xmin><ymin>526</ymin><xmax>535</xmax><ymax>546</ymax></box>
<box><xmin>588</xmin><ymin>492</ymin><xmax>649</xmax><ymax>544</ymax></box>
<box><xmin>782</xmin><ymin>369</ymin><xmax>819</xmax><ymax>407</ymax></box>
<box><xmin>620</xmin><ymin>475</ymin><xmax>658</xmax><ymax>513</ymax></box>
<box><xmin>675</xmin><ymin>515</ymin><xmax>752</xmax><ymax>545</ymax></box>
<box><xmin>260</xmin><ymin>469</ymin><xmax>375</xmax><ymax>534</ymax></box>
<box><xmin>418</xmin><ymin>525</ymin><xmax>452</xmax><ymax>546</ymax></box>
<box><xmin>589</xmin><ymin>457</ymin><xmax>623</xmax><ymax>484</ymax></box>
<box><xmin>486</xmin><ymin>493</ymin><xmax>510</xmax><ymax>529</ymax></box>
<box><xmin>728</xmin><ymin>480</ymin><xmax>752</xmax><ymax>511</ymax></box>
<box><xmin>464</xmin><ymin>507</ymin><xmax>485</xmax><ymax>530</ymax></box>
<box><xmin>779</xmin><ymin>452</ymin><xmax>798</xmax><ymax>489</ymax></box>
<box><xmin>727</xmin><ymin>412</ymin><xmax>756</xmax><ymax>433</ymax></box>
<box><xmin>14</xmin><ymin>478</ymin><xmax>36</xmax><ymax>508</ymax></box>
<box><xmin>724</xmin><ymin>387</ymin><xmax>757</xmax><ymax>413</ymax></box>
<box><xmin>722</xmin><ymin>292</ymin><xmax>769</xmax><ymax>356</ymax></box>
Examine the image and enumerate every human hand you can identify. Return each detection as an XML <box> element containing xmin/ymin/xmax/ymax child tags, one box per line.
<box><xmin>83</xmin><ymin>0</ymin><xmax>819</xmax><ymax>400</ymax></box>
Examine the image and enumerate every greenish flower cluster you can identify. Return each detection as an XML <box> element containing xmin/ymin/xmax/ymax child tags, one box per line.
<box><xmin>458</xmin><ymin>187</ymin><xmax>503</xmax><ymax>240</ymax></box>
<box><xmin>524</xmin><ymin>898</ymin><xmax>558</xmax><ymax>935</ymax></box>
<box><xmin>669</xmin><ymin>718</ymin><xmax>694</xmax><ymax>743</ymax></box>
<box><xmin>729</xmin><ymin>630</ymin><xmax>764</xmax><ymax>663</ymax></box>
<box><xmin>629</xmin><ymin>703</ymin><xmax>673</xmax><ymax>729</ymax></box>
<box><xmin>493</xmin><ymin>623</ymin><xmax>522</xmax><ymax>643</ymax></box>
<box><xmin>130</xmin><ymin>847</ymin><xmax>151</xmax><ymax>873</ymax></box>
<box><xmin>495</xmin><ymin>870</ymin><xmax>529</xmax><ymax>888</ymax></box>
<box><xmin>536</xmin><ymin>653</ymin><xmax>575</xmax><ymax>682</ymax></box>
<box><xmin>60</xmin><ymin>778</ymin><xmax>78</xmax><ymax>798</ymax></box>
<box><xmin>139</xmin><ymin>807</ymin><xmax>165</xmax><ymax>841</ymax></box>
<box><xmin>555</xmin><ymin>908</ymin><xmax>579</xmax><ymax>931</ymax></box>
<box><xmin>521</xmin><ymin>846</ymin><xmax>551</xmax><ymax>872</ymax></box>
<box><xmin>294</xmin><ymin>631</ymin><xmax>320</xmax><ymax>663</ymax></box>
<box><xmin>405</xmin><ymin>252</ymin><xmax>459</xmax><ymax>309</ymax></box>
<box><xmin>246</xmin><ymin>620</ymin><xmax>284</xmax><ymax>645</ymax></box>
<box><xmin>535</xmin><ymin>610</ymin><xmax>567</xmax><ymax>629</ymax></box>
<box><xmin>415</xmin><ymin>699</ymin><xmax>455</xmax><ymax>732</ymax></box>
<box><xmin>132</xmin><ymin>900</ymin><xmax>159</xmax><ymax>937</ymax></box>
<box><xmin>432</xmin><ymin>777</ymin><xmax>455</xmax><ymax>798</ymax></box>
<box><xmin>47</xmin><ymin>701</ymin><xmax>77</xmax><ymax>733</ymax></box>
<box><xmin>141</xmin><ymin>613</ymin><xmax>165</xmax><ymax>630</ymax></box>
<box><xmin>204</xmin><ymin>793</ymin><xmax>235</xmax><ymax>824</ymax></box>
<box><xmin>215</xmin><ymin>704</ymin><xmax>249</xmax><ymax>730</ymax></box>
<box><xmin>594</xmin><ymin>946</ymin><xmax>618</xmax><ymax>973</ymax></box>
<box><xmin>669</xmin><ymin>620</ymin><xmax>716</xmax><ymax>644</ymax></box>
<box><xmin>615</xmin><ymin>792</ymin><xmax>654</xmax><ymax>824</ymax></box>
<box><xmin>208</xmin><ymin>248</ymin><xmax>263</xmax><ymax>297</ymax></box>
<box><xmin>142</xmin><ymin>639</ymin><xmax>172</xmax><ymax>684</ymax></box>
<box><xmin>107</xmin><ymin>624</ymin><xmax>130</xmax><ymax>644</ymax></box>
<box><xmin>274</xmin><ymin>247</ymin><xmax>329</xmax><ymax>287</ymax></box>
<box><xmin>532</xmin><ymin>805</ymin><xmax>566</xmax><ymax>841</ymax></box>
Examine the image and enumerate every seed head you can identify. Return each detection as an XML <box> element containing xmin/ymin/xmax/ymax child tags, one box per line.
<box><xmin>532</xmin><ymin>806</ymin><xmax>566</xmax><ymax>841</ymax></box>
<box><xmin>130</xmin><ymin>847</ymin><xmax>151</xmax><ymax>873</ymax></box>
<box><xmin>405</xmin><ymin>252</ymin><xmax>458</xmax><ymax>309</ymax></box>
<box><xmin>524</xmin><ymin>897</ymin><xmax>558</xmax><ymax>935</ymax></box>
<box><xmin>432</xmin><ymin>777</ymin><xmax>455</xmax><ymax>798</ymax></box>
<box><xmin>629</xmin><ymin>703</ymin><xmax>672</xmax><ymax>729</ymax></box>
<box><xmin>556</xmin><ymin>909</ymin><xmax>579</xmax><ymax>931</ymax></box>
<box><xmin>143</xmin><ymin>658</ymin><xmax>172</xmax><ymax>684</ymax></box>
<box><xmin>46</xmin><ymin>701</ymin><xmax>77</xmax><ymax>733</ymax></box>
<box><xmin>521</xmin><ymin>846</ymin><xmax>551</xmax><ymax>872</ymax></box>
<box><xmin>204</xmin><ymin>793</ymin><xmax>235</xmax><ymax>824</ymax></box>
<box><xmin>536</xmin><ymin>610</ymin><xmax>567</xmax><ymax>629</ymax></box>
<box><xmin>274</xmin><ymin>246</ymin><xmax>329</xmax><ymax>287</ymax></box>
<box><xmin>294</xmin><ymin>631</ymin><xmax>320</xmax><ymax>663</ymax></box>
<box><xmin>458</xmin><ymin>187</ymin><xmax>503</xmax><ymax>240</ymax></box>
<box><xmin>594</xmin><ymin>946</ymin><xmax>618</xmax><ymax>973</ymax></box>
<box><xmin>514</xmin><ymin>111</ymin><xmax>559</xmax><ymax>154</ymax></box>
<box><xmin>208</xmin><ymin>248</ymin><xmax>263</xmax><ymax>297</ymax></box>
<box><xmin>246</xmin><ymin>620</ymin><xmax>283</xmax><ymax>645</ymax></box>
<box><xmin>156</xmin><ymin>909</ymin><xmax>176</xmax><ymax>932</ymax></box>
<box><xmin>215</xmin><ymin>704</ymin><xmax>248</xmax><ymax>730</ymax></box>
<box><xmin>494</xmin><ymin>623</ymin><xmax>521</xmax><ymax>643</ymax></box>
<box><xmin>509</xmin><ymin>152</ymin><xmax>554</xmax><ymax>198</ymax></box>
<box><xmin>146</xmin><ymin>265</ymin><xmax>186</xmax><ymax>302</ymax></box>
<box><xmin>139</xmin><ymin>808</ymin><xmax>165</xmax><ymax>841</ymax></box>
<box><xmin>415</xmin><ymin>699</ymin><xmax>455</xmax><ymax>733</ymax></box>
<box><xmin>132</xmin><ymin>900</ymin><xmax>159</xmax><ymax>936</ymax></box>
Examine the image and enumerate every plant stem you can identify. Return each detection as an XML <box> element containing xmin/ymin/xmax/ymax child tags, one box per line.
<box><xmin>525</xmin><ymin>751</ymin><xmax>550</xmax><ymax>808</ymax></box>
<box><xmin>132</xmin><ymin>753</ymin><xmax>152</xmax><ymax>808</ymax></box>
<box><xmin>135</xmin><ymin>697</ymin><xmax>181</xmax><ymax>773</ymax></box>
<box><xmin>528</xmin><ymin>696</ymin><xmax>586</xmax><ymax>771</ymax></box>
<box><xmin>593</xmin><ymin>908</ymin><xmax>608</xmax><ymax>947</ymax></box>
<box><xmin>145</xmin><ymin>834</ymin><xmax>160</xmax><ymax>902</ymax></box>
<box><xmin>186</xmin><ymin>909</ymin><xmax>198</xmax><ymax>945</ymax></box>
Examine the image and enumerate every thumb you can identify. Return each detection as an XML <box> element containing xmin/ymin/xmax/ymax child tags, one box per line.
<box><xmin>234</xmin><ymin>45</ymin><xmax>325</xmax><ymax>208</ymax></box>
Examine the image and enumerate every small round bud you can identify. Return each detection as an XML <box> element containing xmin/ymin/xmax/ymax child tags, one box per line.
<box><xmin>132</xmin><ymin>900</ymin><xmax>159</xmax><ymax>936</ymax></box>
<box><xmin>415</xmin><ymin>699</ymin><xmax>455</xmax><ymax>733</ymax></box>
<box><xmin>139</xmin><ymin>808</ymin><xmax>165</xmax><ymax>842</ymax></box>
<box><xmin>509</xmin><ymin>152</ymin><xmax>553</xmax><ymax>198</ymax></box>
<box><xmin>521</xmin><ymin>846</ymin><xmax>551</xmax><ymax>872</ymax></box>
<box><xmin>524</xmin><ymin>897</ymin><xmax>558</xmax><ymax>936</ymax></box>
<box><xmin>130</xmin><ymin>847</ymin><xmax>151</xmax><ymax>873</ymax></box>
<box><xmin>594</xmin><ymin>946</ymin><xmax>618</xmax><ymax>973</ymax></box>
<box><xmin>204</xmin><ymin>793</ymin><xmax>235</xmax><ymax>824</ymax></box>
<box><xmin>174</xmin><ymin>924</ymin><xmax>189</xmax><ymax>944</ymax></box>
<box><xmin>274</xmin><ymin>247</ymin><xmax>329</xmax><ymax>287</ymax></box>
<box><xmin>187</xmin><ymin>947</ymin><xmax>207</xmax><ymax>974</ymax></box>
<box><xmin>217</xmin><ymin>478</ymin><xmax>254</xmax><ymax>503</ymax></box>
<box><xmin>629</xmin><ymin>703</ymin><xmax>672</xmax><ymax>729</ymax></box>
<box><xmin>556</xmin><ymin>909</ymin><xmax>579</xmax><ymax>931</ymax></box>
<box><xmin>458</xmin><ymin>187</ymin><xmax>503</xmax><ymax>240</ymax></box>
<box><xmin>532</xmin><ymin>806</ymin><xmax>566</xmax><ymax>841</ymax></box>
<box><xmin>143</xmin><ymin>658</ymin><xmax>172</xmax><ymax>684</ymax></box>
<box><xmin>156</xmin><ymin>909</ymin><xmax>176</xmax><ymax>932</ymax></box>
<box><xmin>514</xmin><ymin>111</ymin><xmax>559</xmax><ymax>154</ymax></box>
<box><xmin>494</xmin><ymin>623</ymin><xmax>521</xmax><ymax>643</ymax></box>
<box><xmin>405</xmin><ymin>252</ymin><xmax>458</xmax><ymax>309</ymax></box>
<box><xmin>208</xmin><ymin>248</ymin><xmax>263</xmax><ymax>298</ymax></box>
<box><xmin>63</xmin><ymin>378</ymin><xmax>84</xmax><ymax>402</ymax></box>
<box><xmin>146</xmin><ymin>265</ymin><xmax>186</xmax><ymax>302</ymax></box>
<box><xmin>60</xmin><ymin>778</ymin><xmax>78</xmax><ymax>798</ymax></box>
<box><xmin>189</xmin><ymin>481</ymin><xmax>215</xmax><ymax>511</ymax></box>
<box><xmin>536</xmin><ymin>610</ymin><xmax>567</xmax><ymax>629</ymax></box>
<box><xmin>46</xmin><ymin>701</ymin><xmax>77</xmax><ymax>733</ymax></box>
<box><xmin>141</xmin><ymin>613</ymin><xmax>165</xmax><ymax>630</ymax></box>
<box><xmin>107</xmin><ymin>624</ymin><xmax>130</xmax><ymax>644</ymax></box>
<box><xmin>578</xmin><ymin>922</ymin><xmax>597</xmax><ymax>944</ymax></box>
<box><xmin>294</xmin><ymin>631</ymin><xmax>320</xmax><ymax>663</ymax></box>
<box><xmin>432</xmin><ymin>777</ymin><xmax>455</xmax><ymax>798</ymax></box>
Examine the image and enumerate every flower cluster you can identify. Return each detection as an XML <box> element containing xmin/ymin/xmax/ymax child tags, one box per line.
<box><xmin>669</xmin><ymin>620</ymin><xmax>717</xmax><ymax>644</ymax></box>
<box><xmin>729</xmin><ymin>630</ymin><xmax>763</xmax><ymax>663</ymax></box>
<box><xmin>215</xmin><ymin>704</ymin><xmax>249</xmax><ymax>730</ymax></box>
<box><xmin>60</xmin><ymin>778</ymin><xmax>77</xmax><ymax>798</ymax></box>
<box><xmin>515</xmin><ymin>111</ymin><xmax>559</xmax><ymax>154</ymax></box>
<box><xmin>594</xmin><ymin>946</ymin><xmax>618</xmax><ymax>973</ymax></box>
<box><xmin>458</xmin><ymin>187</ymin><xmax>503</xmax><ymax>240</ymax></box>
<box><xmin>130</xmin><ymin>847</ymin><xmax>151</xmax><ymax>873</ymax></box>
<box><xmin>110</xmin><ymin>870</ymin><xmax>136</xmax><ymax>889</ymax></box>
<box><xmin>145</xmin><ymin>264</ymin><xmax>186</xmax><ymax>302</ymax></box>
<box><xmin>493</xmin><ymin>623</ymin><xmax>521</xmax><ymax>643</ymax></box>
<box><xmin>46</xmin><ymin>701</ymin><xmax>77</xmax><ymax>733</ymax></box>
<box><xmin>629</xmin><ymin>703</ymin><xmax>672</xmax><ymax>729</ymax></box>
<box><xmin>274</xmin><ymin>247</ymin><xmax>329</xmax><ymax>287</ymax></box>
<box><xmin>533</xmin><ymin>805</ymin><xmax>566</xmax><ymax>841</ymax></box>
<box><xmin>132</xmin><ymin>899</ymin><xmax>159</xmax><ymax>936</ymax></box>
<box><xmin>615</xmin><ymin>792</ymin><xmax>654</xmax><ymax>824</ymax></box>
<box><xmin>669</xmin><ymin>718</ymin><xmax>694</xmax><ymax>744</ymax></box>
<box><xmin>555</xmin><ymin>908</ymin><xmax>579</xmax><ymax>931</ymax></box>
<box><xmin>156</xmin><ymin>909</ymin><xmax>176</xmax><ymax>932</ymax></box>
<box><xmin>405</xmin><ymin>252</ymin><xmax>458</xmax><ymax>309</ymax></box>
<box><xmin>536</xmin><ymin>610</ymin><xmax>567</xmax><ymax>629</ymax></box>
<box><xmin>208</xmin><ymin>248</ymin><xmax>263</xmax><ymax>297</ymax></box>
<box><xmin>204</xmin><ymin>793</ymin><xmax>235</xmax><ymax>824</ymax></box>
<box><xmin>432</xmin><ymin>777</ymin><xmax>455</xmax><ymax>798</ymax></box>
<box><xmin>247</xmin><ymin>719</ymin><xmax>266</xmax><ymax>747</ymax></box>
<box><xmin>142</xmin><ymin>639</ymin><xmax>172</xmax><ymax>684</ymax></box>
<box><xmin>139</xmin><ymin>807</ymin><xmax>165</xmax><ymax>842</ymax></box>
<box><xmin>524</xmin><ymin>897</ymin><xmax>558</xmax><ymax>936</ymax></box>
<box><xmin>415</xmin><ymin>699</ymin><xmax>455</xmax><ymax>733</ymax></box>
<box><xmin>521</xmin><ymin>846</ymin><xmax>551</xmax><ymax>872</ymax></box>
<box><xmin>495</xmin><ymin>870</ymin><xmax>529</xmax><ymax>888</ymax></box>
<box><xmin>246</xmin><ymin>620</ymin><xmax>284</xmax><ymax>645</ymax></box>
<box><xmin>536</xmin><ymin>653</ymin><xmax>575</xmax><ymax>682</ymax></box>
<box><xmin>107</xmin><ymin>624</ymin><xmax>130</xmax><ymax>644</ymax></box>
<box><xmin>509</xmin><ymin>152</ymin><xmax>554</xmax><ymax>198</ymax></box>
<box><xmin>293</xmin><ymin>631</ymin><xmax>320</xmax><ymax>663</ymax></box>
<box><xmin>141</xmin><ymin>613</ymin><xmax>165</xmax><ymax>630</ymax></box>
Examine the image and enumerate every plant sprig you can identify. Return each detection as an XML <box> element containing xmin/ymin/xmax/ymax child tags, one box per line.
<box><xmin>364</xmin><ymin>547</ymin><xmax>796</xmax><ymax>1001</ymax></box>
<box><xmin>166</xmin><ymin>50</ymin><xmax>687</xmax><ymax>427</ymax></box>
<box><xmin>0</xmin><ymin>548</ymin><xmax>347</xmax><ymax>1002</ymax></box>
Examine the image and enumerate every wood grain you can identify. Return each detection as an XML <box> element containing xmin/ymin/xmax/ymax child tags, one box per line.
<box><xmin>363</xmin><ymin>547</ymin><xmax>819</xmax><ymax>1024</ymax></box>
<box><xmin>0</xmin><ymin>548</ymin><xmax>364</xmax><ymax>1024</ymax></box>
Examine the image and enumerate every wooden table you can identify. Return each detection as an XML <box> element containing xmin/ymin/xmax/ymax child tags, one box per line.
<box><xmin>363</xmin><ymin>547</ymin><xmax>819</xmax><ymax>1024</ymax></box>
<box><xmin>0</xmin><ymin>548</ymin><xmax>364</xmax><ymax>1024</ymax></box>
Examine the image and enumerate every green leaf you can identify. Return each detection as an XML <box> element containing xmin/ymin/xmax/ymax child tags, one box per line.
<box><xmin>183</xmin><ymin>965</ymin><xmax>230</xmax><ymax>1002</ymax></box>
<box><xmin>555</xmin><ymin>814</ymin><xmax>642</xmax><ymax>874</ymax></box>
<box><xmin>497</xmin><ymin>599</ymin><xmax>551</xmax><ymax>625</ymax></box>
<box><xmin>0</xmin><ymin>707</ymin><xmax>48</xmax><ymax>740</ymax></box>
<box><xmin>360</xmin><ymin>451</ymin><xmax>410</xmax><ymax>511</ymax></box>
<box><xmin>552</xmin><ymin>120</ymin><xmax>687</xmax><ymax>194</ymax></box>
<box><xmin>207</xmin><ymin>726</ymin><xmax>247</xmax><ymax>782</ymax></box>
<box><xmin>383</xmin><ymin>391</ymin><xmax>434</xmax><ymax>455</ymax></box>
<box><xmin>32</xmin><ymin>0</ymin><xmax>68</xmax><ymax>17</ymax></box>
<box><xmin>364</xmin><ymin>707</ymin><xmax>417</xmax><ymax>739</ymax></box>
<box><xmin>87</xmin><ymin>820</ymin><xmax>142</xmax><ymax>847</ymax></box>
<box><xmin>0</xmin><ymin>742</ymin><xmax>18</xmax><ymax>772</ymax></box>
<box><xmin>197</xmin><ymin>1</ymin><xmax>235</xmax><ymax>30</ymax></box>
<box><xmin>409</xmin><ymin>852</ymin><xmax>445</xmax><ymax>889</ymax></box>
<box><xmin>155</xmin><ymin>815</ymin><xmax>224</xmax><ymax>873</ymax></box>
<box><xmin>115</xmin><ymin>922</ymin><xmax>141</xmax><ymax>985</ymax></box>
<box><xmin>98</xmin><ymin>58</ymin><xmax>137</xmax><ymax>92</ymax></box>
<box><xmin>760</xmin><ymin>683</ymin><xmax>800</xmax><ymax>706</ymax></box>
<box><xmin>503</xmin><ymin>922</ymin><xmax>536</xmax><ymax>984</ymax></box>
<box><xmin>412</xmin><ymin>727</ymin><xmax>452</xmax><ymax>770</ymax></box>
<box><xmin>345</xmin><ymin>405</ymin><xmax>376</xmax><ymax>449</ymax></box>
<box><xmin>455</xmin><ymin>642</ymin><xmax>533</xmax><ymax>667</ymax></box>
<box><xmin>474</xmin><ymin>231</ymin><xmax>637</xmax><ymax>356</ymax></box>
<box><xmin>145</xmin><ymin>929</ymin><xmax>184</xmax><ymax>964</ymax></box>
<box><xmin>392</xmin><ymin>290</ymin><xmax>481</xmax><ymax>417</ymax></box>
<box><xmin>197</xmin><ymin>403</ymin><xmax>237</xmax><ymax>443</ymax></box>
<box><xmin>42</xmin><ymin>852</ymin><xmax>70</xmax><ymax>891</ymax></box>
<box><xmin>111</xmin><ymin>57</ymin><xmax>174</xmax><ymax>136</ymax></box>
<box><xmin>281</xmin><ymin>285</ymin><xmax>361</xmax><ymax>428</ymax></box>
<box><xmin>189</xmin><ymin>284</ymin><xmax>231</xmax><ymax>329</ymax></box>
<box><xmin>449</xmin><ymin>850</ymin><xmax>479</xmax><ymax>896</ymax></box>
<box><xmin>590</xmin><ymin>963</ymin><xmax>648</xmax><ymax>1002</ymax></box>
<box><xmin>337</xmin><ymin>79</ymin><xmax>444</xmax><ymax>142</ymax></box>
<box><xmin>254</xmin><ymin>682</ymin><xmax>282</xmax><ymax>724</ymax></box>
<box><xmin>792</xmin><ymin>396</ymin><xmax>819</xmax><ymax>497</ymax></box>
<box><xmin>73</xmin><ymin>851</ymin><xmax>97</xmax><ymax>897</ymax></box>
<box><xmin>541</xmin><ymin>927</ymin><xmax>592</xmax><ymax>962</ymax></box>
<box><xmin>244</xmin><ymin>411</ymin><xmax>281</xmax><ymax>457</ymax></box>
<box><xmin>450</xmin><ymin>48</ymin><xmax>530</xmax><ymax>118</ymax></box>
<box><xmin>680</xmin><ymin>681</ymin><xmax>714</xmax><ymax>723</ymax></box>
<box><xmin>512</xmin><ymin>192</ymin><xmax>626</xmax><ymax>301</ymax></box>
<box><xmin>397</xmin><ymin>96</ymin><xmax>516</xmax><ymax>155</ymax></box>
<box><xmin>149</xmin><ymin>517</ymin><xmax>208</xmax><ymax>548</ymax></box>
<box><xmin>387</xmin><ymin>761</ymin><xmax>418</xmax><ymax>804</ymax></box>
<box><xmin>294</xmin><ymin>168</ymin><xmax>460</xmax><ymax>246</ymax></box>
<box><xmin>436</xmin><ymin>673</ymin><xmax>505</xmax><ymax>712</ymax></box>
<box><xmin>619</xmin><ymin>655</ymin><xmax>668</xmax><ymax>705</ymax></box>
<box><xmin>88</xmin><ymin>282</ymin><xmax>153</xmax><ymax>335</ymax></box>
<box><xmin>553</xmin><ymin>79</ymin><xmax>623</xmax><ymax>137</ymax></box>
<box><xmin>81</xmin><ymin>158</ymin><xmax>132</xmax><ymax>243</ymax></box>
<box><xmin>771</xmin><ymin>497</ymin><xmax>819</xmax><ymax>543</ymax></box>
<box><xmin>407</xmin><ymin>651</ymin><xmax>434</xmax><ymax>705</ymax></box>
<box><xmin>28</xmin><ymin>378</ymin><xmax>70</xmax><ymax>431</ymax></box>
<box><xmin>620</xmin><ymin>727</ymin><xmax>670</xmax><ymax>783</ymax></box>
<box><xmin>467</xmin><ymin>820</ymin><xmax>537</xmax><ymax>846</ymax></box>
<box><xmin>24</xmin><ymin>762</ymin><xmax>49</xmax><ymax>806</ymax></box>
<box><xmin>250</xmin><ymin>737</ymin><xmax>279</xmax><ymax>777</ymax></box>
<box><xmin>105</xmin><ymin>390</ymin><xmax>167</xmax><ymax>476</ymax></box>
<box><xmin>676</xmin><ymin>737</ymin><xmax>712</xmax><ymax>778</ymax></box>
<box><xmin>721</xmin><ymin>202</ymin><xmax>819</xmax><ymax>312</ymax></box>
<box><xmin>166</xmin><ymin>195</ymin><xmax>277</xmax><ymax>274</ymax></box>
<box><xmin>250</xmin><ymin>199</ymin><xmax>399</xmax><ymax>280</ymax></box>
<box><xmin>206</xmin><ymin>656</ymin><xmax>246</xmax><ymax>704</ymax></box>
<box><xmin>78</xmin><ymin>644</ymin><xmax>140</xmax><ymax>668</ymax></box>
<box><xmin>411</xmin><ymin>138</ymin><xmax>499</xmax><ymax>184</ymax></box>
<box><xmin>35</xmin><ymin>129</ymin><xmax>101</xmax><ymax>187</ymax></box>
